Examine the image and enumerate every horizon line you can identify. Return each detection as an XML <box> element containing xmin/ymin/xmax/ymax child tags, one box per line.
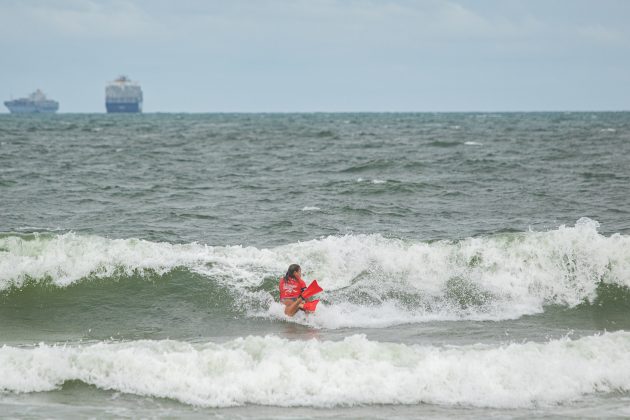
<box><xmin>1</xmin><ymin>109</ymin><xmax>629</xmax><ymax>115</ymax></box>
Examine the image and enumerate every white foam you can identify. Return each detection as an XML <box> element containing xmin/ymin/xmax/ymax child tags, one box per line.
<box><xmin>1</xmin><ymin>218</ymin><xmax>629</xmax><ymax>327</ymax></box>
<box><xmin>0</xmin><ymin>233</ymin><xmax>284</xmax><ymax>290</ymax></box>
<box><xmin>464</xmin><ymin>141</ymin><xmax>483</xmax><ymax>146</ymax></box>
<box><xmin>301</xmin><ymin>206</ymin><xmax>321</xmax><ymax>212</ymax></box>
<box><xmin>257</xmin><ymin>300</ymin><xmax>471</xmax><ymax>329</ymax></box>
<box><xmin>1</xmin><ymin>332</ymin><xmax>630</xmax><ymax>408</ymax></box>
<box><xmin>355</xmin><ymin>178</ymin><xmax>386</xmax><ymax>184</ymax></box>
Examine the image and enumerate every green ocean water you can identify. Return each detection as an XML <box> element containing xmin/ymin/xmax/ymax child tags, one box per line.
<box><xmin>1</xmin><ymin>113</ymin><xmax>630</xmax><ymax>418</ymax></box>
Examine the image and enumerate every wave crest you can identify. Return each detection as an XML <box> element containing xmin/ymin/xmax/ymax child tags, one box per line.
<box><xmin>2</xmin><ymin>218</ymin><xmax>630</xmax><ymax>326</ymax></box>
<box><xmin>1</xmin><ymin>332</ymin><xmax>630</xmax><ymax>408</ymax></box>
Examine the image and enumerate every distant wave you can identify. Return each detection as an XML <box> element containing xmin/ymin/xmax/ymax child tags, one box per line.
<box><xmin>356</xmin><ymin>178</ymin><xmax>386</xmax><ymax>184</ymax></box>
<box><xmin>1</xmin><ymin>332</ymin><xmax>629</xmax><ymax>408</ymax></box>
<box><xmin>2</xmin><ymin>218</ymin><xmax>630</xmax><ymax>327</ymax></box>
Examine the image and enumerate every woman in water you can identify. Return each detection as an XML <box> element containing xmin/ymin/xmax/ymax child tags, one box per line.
<box><xmin>279</xmin><ymin>264</ymin><xmax>306</xmax><ymax>316</ymax></box>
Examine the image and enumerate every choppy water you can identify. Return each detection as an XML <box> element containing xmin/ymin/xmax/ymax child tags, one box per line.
<box><xmin>1</xmin><ymin>113</ymin><xmax>630</xmax><ymax>418</ymax></box>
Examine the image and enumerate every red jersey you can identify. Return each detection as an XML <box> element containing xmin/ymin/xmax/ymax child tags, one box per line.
<box><xmin>279</xmin><ymin>277</ymin><xmax>306</xmax><ymax>300</ymax></box>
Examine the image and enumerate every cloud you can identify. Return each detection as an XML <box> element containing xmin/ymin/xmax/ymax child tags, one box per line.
<box><xmin>2</xmin><ymin>0</ymin><xmax>628</xmax><ymax>52</ymax></box>
<box><xmin>0</xmin><ymin>0</ymin><xmax>158</xmax><ymax>41</ymax></box>
<box><xmin>578</xmin><ymin>24</ymin><xmax>627</xmax><ymax>46</ymax></box>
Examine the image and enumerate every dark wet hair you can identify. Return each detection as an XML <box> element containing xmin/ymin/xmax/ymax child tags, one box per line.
<box><xmin>284</xmin><ymin>264</ymin><xmax>301</xmax><ymax>283</ymax></box>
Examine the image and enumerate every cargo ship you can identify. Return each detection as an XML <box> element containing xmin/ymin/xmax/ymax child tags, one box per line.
<box><xmin>105</xmin><ymin>76</ymin><xmax>143</xmax><ymax>113</ymax></box>
<box><xmin>4</xmin><ymin>89</ymin><xmax>59</xmax><ymax>113</ymax></box>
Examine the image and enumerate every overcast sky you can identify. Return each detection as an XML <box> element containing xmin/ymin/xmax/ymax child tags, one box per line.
<box><xmin>1</xmin><ymin>0</ymin><xmax>629</xmax><ymax>112</ymax></box>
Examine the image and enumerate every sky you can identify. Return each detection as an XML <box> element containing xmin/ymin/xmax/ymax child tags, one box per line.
<box><xmin>1</xmin><ymin>0</ymin><xmax>629</xmax><ymax>113</ymax></box>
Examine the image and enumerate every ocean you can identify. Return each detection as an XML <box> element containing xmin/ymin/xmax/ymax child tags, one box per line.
<box><xmin>1</xmin><ymin>112</ymin><xmax>629</xmax><ymax>418</ymax></box>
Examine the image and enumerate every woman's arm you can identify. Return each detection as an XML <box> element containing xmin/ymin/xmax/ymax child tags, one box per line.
<box><xmin>283</xmin><ymin>297</ymin><xmax>304</xmax><ymax>317</ymax></box>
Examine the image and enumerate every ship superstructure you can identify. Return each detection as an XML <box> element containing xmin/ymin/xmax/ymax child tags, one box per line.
<box><xmin>4</xmin><ymin>89</ymin><xmax>59</xmax><ymax>113</ymax></box>
<box><xmin>105</xmin><ymin>76</ymin><xmax>143</xmax><ymax>113</ymax></box>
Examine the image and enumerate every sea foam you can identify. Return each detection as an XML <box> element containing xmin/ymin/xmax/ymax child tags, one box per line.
<box><xmin>1</xmin><ymin>218</ymin><xmax>629</xmax><ymax>326</ymax></box>
<box><xmin>1</xmin><ymin>332</ymin><xmax>629</xmax><ymax>408</ymax></box>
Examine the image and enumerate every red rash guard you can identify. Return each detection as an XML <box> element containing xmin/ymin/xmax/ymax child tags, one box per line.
<box><xmin>279</xmin><ymin>277</ymin><xmax>306</xmax><ymax>300</ymax></box>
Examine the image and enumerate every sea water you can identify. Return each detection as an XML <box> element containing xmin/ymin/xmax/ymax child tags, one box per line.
<box><xmin>1</xmin><ymin>112</ymin><xmax>630</xmax><ymax>418</ymax></box>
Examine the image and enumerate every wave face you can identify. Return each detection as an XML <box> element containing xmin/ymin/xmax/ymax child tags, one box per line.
<box><xmin>2</xmin><ymin>218</ymin><xmax>630</xmax><ymax>328</ymax></box>
<box><xmin>1</xmin><ymin>332</ymin><xmax>630</xmax><ymax>408</ymax></box>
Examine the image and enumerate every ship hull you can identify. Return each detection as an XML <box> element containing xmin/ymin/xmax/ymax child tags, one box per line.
<box><xmin>106</xmin><ymin>102</ymin><xmax>142</xmax><ymax>113</ymax></box>
<box><xmin>4</xmin><ymin>101</ymin><xmax>59</xmax><ymax>114</ymax></box>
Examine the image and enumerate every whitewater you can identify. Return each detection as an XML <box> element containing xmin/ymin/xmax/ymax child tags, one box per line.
<box><xmin>2</xmin><ymin>218</ymin><xmax>629</xmax><ymax>328</ymax></box>
<box><xmin>2</xmin><ymin>333</ymin><xmax>630</xmax><ymax>408</ymax></box>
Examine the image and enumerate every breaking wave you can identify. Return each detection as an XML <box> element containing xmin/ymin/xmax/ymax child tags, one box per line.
<box><xmin>1</xmin><ymin>218</ymin><xmax>629</xmax><ymax>327</ymax></box>
<box><xmin>1</xmin><ymin>332</ymin><xmax>629</xmax><ymax>408</ymax></box>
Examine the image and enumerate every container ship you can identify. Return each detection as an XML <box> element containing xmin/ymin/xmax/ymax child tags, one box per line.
<box><xmin>105</xmin><ymin>76</ymin><xmax>143</xmax><ymax>113</ymax></box>
<box><xmin>4</xmin><ymin>89</ymin><xmax>59</xmax><ymax>113</ymax></box>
